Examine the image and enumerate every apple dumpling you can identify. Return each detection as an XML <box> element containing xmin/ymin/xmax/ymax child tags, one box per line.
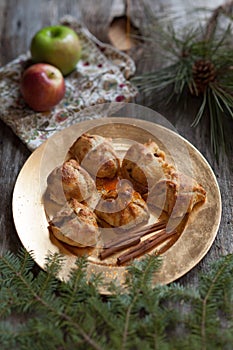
<box><xmin>48</xmin><ymin>198</ymin><xmax>99</xmax><ymax>247</ymax></box>
<box><xmin>121</xmin><ymin>140</ymin><xmax>171</xmax><ymax>194</ymax></box>
<box><xmin>147</xmin><ymin>171</ymin><xmax>206</xmax><ymax>218</ymax></box>
<box><xmin>94</xmin><ymin>179</ymin><xmax>150</xmax><ymax>230</ymax></box>
<box><xmin>46</xmin><ymin>158</ymin><xmax>96</xmax><ymax>205</ymax></box>
<box><xmin>69</xmin><ymin>133</ymin><xmax>120</xmax><ymax>179</ymax></box>
<box><xmin>121</xmin><ymin>139</ymin><xmax>206</xmax><ymax>218</ymax></box>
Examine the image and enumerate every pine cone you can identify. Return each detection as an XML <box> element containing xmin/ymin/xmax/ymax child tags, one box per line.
<box><xmin>191</xmin><ymin>59</ymin><xmax>216</xmax><ymax>96</ymax></box>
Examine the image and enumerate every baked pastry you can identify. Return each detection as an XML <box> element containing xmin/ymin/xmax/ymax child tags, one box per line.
<box><xmin>46</xmin><ymin>159</ymin><xmax>96</xmax><ymax>205</ymax></box>
<box><xmin>147</xmin><ymin>171</ymin><xmax>206</xmax><ymax>218</ymax></box>
<box><xmin>121</xmin><ymin>140</ymin><xmax>169</xmax><ymax>194</ymax></box>
<box><xmin>48</xmin><ymin>198</ymin><xmax>99</xmax><ymax>247</ymax></box>
<box><xmin>69</xmin><ymin>133</ymin><xmax>120</xmax><ymax>178</ymax></box>
<box><xmin>121</xmin><ymin>140</ymin><xmax>206</xmax><ymax>218</ymax></box>
<box><xmin>94</xmin><ymin>179</ymin><xmax>150</xmax><ymax>230</ymax></box>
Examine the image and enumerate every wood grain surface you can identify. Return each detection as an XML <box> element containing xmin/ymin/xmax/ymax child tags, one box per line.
<box><xmin>0</xmin><ymin>0</ymin><xmax>232</xmax><ymax>297</ymax></box>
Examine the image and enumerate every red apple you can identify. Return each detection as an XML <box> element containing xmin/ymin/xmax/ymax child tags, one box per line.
<box><xmin>20</xmin><ymin>63</ymin><xmax>66</xmax><ymax>112</ymax></box>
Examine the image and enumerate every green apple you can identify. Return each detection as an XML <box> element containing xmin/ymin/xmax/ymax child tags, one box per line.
<box><xmin>30</xmin><ymin>25</ymin><xmax>82</xmax><ymax>76</ymax></box>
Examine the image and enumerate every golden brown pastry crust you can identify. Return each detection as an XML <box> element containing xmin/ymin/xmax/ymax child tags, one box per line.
<box><xmin>48</xmin><ymin>198</ymin><xmax>99</xmax><ymax>247</ymax></box>
<box><xmin>46</xmin><ymin>133</ymin><xmax>207</xmax><ymax>250</ymax></box>
<box><xmin>121</xmin><ymin>140</ymin><xmax>206</xmax><ymax>218</ymax></box>
<box><xmin>94</xmin><ymin>180</ymin><xmax>150</xmax><ymax>229</ymax></box>
<box><xmin>69</xmin><ymin>133</ymin><xmax>120</xmax><ymax>178</ymax></box>
<box><xmin>147</xmin><ymin>171</ymin><xmax>206</xmax><ymax>218</ymax></box>
<box><xmin>121</xmin><ymin>140</ymin><xmax>169</xmax><ymax>194</ymax></box>
<box><xmin>47</xmin><ymin>159</ymin><xmax>96</xmax><ymax>205</ymax></box>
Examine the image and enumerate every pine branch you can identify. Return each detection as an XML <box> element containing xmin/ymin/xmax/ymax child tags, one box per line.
<box><xmin>120</xmin><ymin>255</ymin><xmax>163</xmax><ymax>349</ymax></box>
<box><xmin>1</xmin><ymin>249</ymin><xmax>233</xmax><ymax>349</ymax></box>
<box><xmin>121</xmin><ymin>294</ymin><xmax>136</xmax><ymax>350</ymax></box>
<box><xmin>192</xmin><ymin>254</ymin><xmax>233</xmax><ymax>350</ymax></box>
<box><xmin>200</xmin><ymin>260</ymin><xmax>230</xmax><ymax>350</ymax></box>
<box><xmin>132</xmin><ymin>4</ymin><xmax>233</xmax><ymax>160</ymax></box>
<box><xmin>0</xmin><ymin>250</ymin><xmax>104</xmax><ymax>350</ymax></box>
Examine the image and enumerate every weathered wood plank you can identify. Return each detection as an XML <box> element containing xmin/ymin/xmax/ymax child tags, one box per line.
<box><xmin>0</xmin><ymin>0</ymin><xmax>232</xmax><ymax>295</ymax></box>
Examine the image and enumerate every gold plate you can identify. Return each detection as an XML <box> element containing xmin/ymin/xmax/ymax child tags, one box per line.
<box><xmin>12</xmin><ymin>117</ymin><xmax>221</xmax><ymax>293</ymax></box>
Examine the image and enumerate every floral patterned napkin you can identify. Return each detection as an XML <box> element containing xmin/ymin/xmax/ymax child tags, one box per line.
<box><xmin>0</xmin><ymin>16</ymin><xmax>137</xmax><ymax>150</ymax></box>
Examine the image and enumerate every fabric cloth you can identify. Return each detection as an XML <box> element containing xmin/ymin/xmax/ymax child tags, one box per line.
<box><xmin>0</xmin><ymin>16</ymin><xmax>137</xmax><ymax>150</ymax></box>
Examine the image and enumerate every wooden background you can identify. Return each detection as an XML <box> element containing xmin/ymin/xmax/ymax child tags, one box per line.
<box><xmin>0</xmin><ymin>0</ymin><xmax>232</xmax><ymax>296</ymax></box>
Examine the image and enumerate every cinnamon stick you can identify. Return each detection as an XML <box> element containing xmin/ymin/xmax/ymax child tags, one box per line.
<box><xmin>117</xmin><ymin>230</ymin><xmax>177</xmax><ymax>265</ymax></box>
<box><xmin>103</xmin><ymin>220</ymin><xmax>166</xmax><ymax>249</ymax></box>
<box><xmin>156</xmin><ymin>233</ymin><xmax>180</xmax><ymax>255</ymax></box>
<box><xmin>99</xmin><ymin>220</ymin><xmax>167</xmax><ymax>260</ymax></box>
<box><xmin>99</xmin><ymin>237</ymin><xmax>141</xmax><ymax>260</ymax></box>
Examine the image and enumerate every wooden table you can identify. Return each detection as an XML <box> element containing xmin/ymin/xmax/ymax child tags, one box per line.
<box><xmin>0</xmin><ymin>0</ymin><xmax>232</xmax><ymax>293</ymax></box>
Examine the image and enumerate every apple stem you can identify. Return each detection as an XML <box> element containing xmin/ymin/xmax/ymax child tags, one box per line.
<box><xmin>47</xmin><ymin>71</ymin><xmax>55</xmax><ymax>79</ymax></box>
